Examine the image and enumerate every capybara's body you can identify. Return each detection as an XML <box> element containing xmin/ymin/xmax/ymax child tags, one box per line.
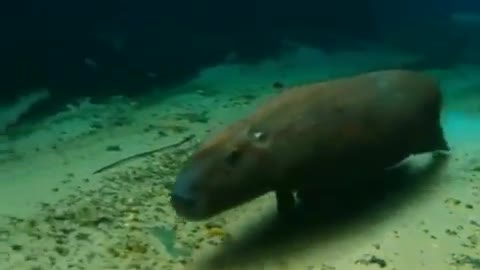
<box><xmin>170</xmin><ymin>69</ymin><xmax>449</xmax><ymax>220</ymax></box>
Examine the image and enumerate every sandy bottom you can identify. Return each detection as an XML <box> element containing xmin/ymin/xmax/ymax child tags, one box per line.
<box><xmin>0</xmin><ymin>46</ymin><xmax>480</xmax><ymax>270</ymax></box>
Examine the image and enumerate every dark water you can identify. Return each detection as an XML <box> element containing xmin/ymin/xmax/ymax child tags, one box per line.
<box><xmin>0</xmin><ymin>0</ymin><xmax>475</xmax><ymax>102</ymax></box>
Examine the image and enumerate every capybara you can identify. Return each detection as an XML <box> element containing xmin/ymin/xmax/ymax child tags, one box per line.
<box><xmin>170</xmin><ymin>69</ymin><xmax>449</xmax><ymax>220</ymax></box>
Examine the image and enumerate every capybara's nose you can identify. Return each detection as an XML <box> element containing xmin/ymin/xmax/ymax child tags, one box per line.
<box><xmin>170</xmin><ymin>192</ymin><xmax>196</xmax><ymax>212</ymax></box>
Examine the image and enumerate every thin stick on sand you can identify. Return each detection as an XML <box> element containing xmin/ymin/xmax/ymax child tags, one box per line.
<box><xmin>93</xmin><ymin>134</ymin><xmax>196</xmax><ymax>175</ymax></box>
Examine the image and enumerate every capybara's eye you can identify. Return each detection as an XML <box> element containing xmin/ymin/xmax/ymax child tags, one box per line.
<box><xmin>225</xmin><ymin>148</ymin><xmax>242</xmax><ymax>166</ymax></box>
<box><xmin>252</xmin><ymin>131</ymin><xmax>267</xmax><ymax>142</ymax></box>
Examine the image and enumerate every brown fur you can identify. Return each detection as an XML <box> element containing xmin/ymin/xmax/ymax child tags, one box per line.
<box><xmin>170</xmin><ymin>69</ymin><xmax>449</xmax><ymax>220</ymax></box>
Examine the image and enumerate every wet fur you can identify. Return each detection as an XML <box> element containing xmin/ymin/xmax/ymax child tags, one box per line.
<box><xmin>171</xmin><ymin>69</ymin><xmax>449</xmax><ymax>220</ymax></box>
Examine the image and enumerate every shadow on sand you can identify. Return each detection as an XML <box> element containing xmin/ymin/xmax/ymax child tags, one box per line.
<box><xmin>196</xmin><ymin>153</ymin><xmax>450</xmax><ymax>269</ymax></box>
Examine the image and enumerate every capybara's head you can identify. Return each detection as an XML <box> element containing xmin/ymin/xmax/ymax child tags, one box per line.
<box><xmin>170</xmin><ymin>122</ymin><xmax>275</xmax><ymax>220</ymax></box>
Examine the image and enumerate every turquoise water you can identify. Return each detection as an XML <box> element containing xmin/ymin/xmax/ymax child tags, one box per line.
<box><xmin>0</xmin><ymin>47</ymin><xmax>479</xmax><ymax>270</ymax></box>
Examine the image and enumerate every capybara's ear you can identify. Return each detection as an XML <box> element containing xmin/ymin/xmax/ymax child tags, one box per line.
<box><xmin>246</xmin><ymin>128</ymin><xmax>271</xmax><ymax>149</ymax></box>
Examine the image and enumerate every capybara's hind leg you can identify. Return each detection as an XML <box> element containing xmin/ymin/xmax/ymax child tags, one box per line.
<box><xmin>431</xmin><ymin>124</ymin><xmax>450</xmax><ymax>160</ymax></box>
<box><xmin>413</xmin><ymin>124</ymin><xmax>449</xmax><ymax>155</ymax></box>
<box><xmin>433</xmin><ymin>125</ymin><xmax>449</xmax><ymax>152</ymax></box>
